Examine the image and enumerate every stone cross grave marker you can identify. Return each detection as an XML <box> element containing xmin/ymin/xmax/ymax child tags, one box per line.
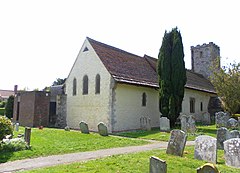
<box><xmin>98</xmin><ymin>122</ymin><xmax>108</xmax><ymax>136</ymax></box>
<box><xmin>223</xmin><ymin>138</ymin><xmax>240</xmax><ymax>168</ymax></box>
<box><xmin>79</xmin><ymin>121</ymin><xmax>89</xmax><ymax>134</ymax></box>
<box><xmin>194</xmin><ymin>135</ymin><xmax>217</xmax><ymax>163</ymax></box>
<box><xmin>217</xmin><ymin>127</ymin><xmax>229</xmax><ymax>150</ymax></box>
<box><xmin>215</xmin><ymin>111</ymin><xmax>229</xmax><ymax>128</ymax></box>
<box><xmin>196</xmin><ymin>163</ymin><xmax>219</xmax><ymax>173</ymax></box>
<box><xmin>166</xmin><ymin>129</ymin><xmax>187</xmax><ymax>157</ymax></box>
<box><xmin>159</xmin><ymin>117</ymin><xmax>170</xmax><ymax>132</ymax></box>
<box><xmin>180</xmin><ymin>114</ymin><xmax>196</xmax><ymax>133</ymax></box>
<box><xmin>149</xmin><ymin>156</ymin><xmax>167</xmax><ymax>173</ymax></box>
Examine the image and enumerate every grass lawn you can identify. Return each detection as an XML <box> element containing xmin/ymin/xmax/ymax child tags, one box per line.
<box><xmin>115</xmin><ymin>124</ymin><xmax>217</xmax><ymax>141</ymax></box>
<box><xmin>0</xmin><ymin>127</ymin><xmax>148</xmax><ymax>163</ymax></box>
<box><xmin>22</xmin><ymin>146</ymin><xmax>239</xmax><ymax>173</ymax></box>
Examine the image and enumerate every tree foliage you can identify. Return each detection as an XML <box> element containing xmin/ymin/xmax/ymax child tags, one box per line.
<box><xmin>157</xmin><ymin>28</ymin><xmax>186</xmax><ymax>127</ymax></box>
<box><xmin>0</xmin><ymin>115</ymin><xmax>13</xmax><ymax>140</ymax></box>
<box><xmin>5</xmin><ymin>95</ymin><xmax>14</xmax><ymax>119</ymax></box>
<box><xmin>52</xmin><ymin>78</ymin><xmax>66</xmax><ymax>86</ymax></box>
<box><xmin>210</xmin><ymin>59</ymin><xmax>240</xmax><ymax>114</ymax></box>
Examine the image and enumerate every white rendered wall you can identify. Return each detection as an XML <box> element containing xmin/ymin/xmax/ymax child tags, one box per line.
<box><xmin>65</xmin><ymin>39</ymin><xmax>113</xmax><ymax>132</ymax></box>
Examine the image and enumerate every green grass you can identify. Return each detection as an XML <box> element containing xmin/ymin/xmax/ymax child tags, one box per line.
<box><xmin>115</xmin><ymin>125</ymin><xmax>217</xmax><ymax>141</ymax></box>
<box><xmin>0</xmin><ymin>127</ymin><xmax>148</xmax><ymax>163</ymax></box>
<box><xmin>22</xmin><ymin>146</ymin><xmax>239</xmax><ymax>173</ymax></box>
<box><xmin>0</xmin><ymin>108</ymin><xmax>5</xmax><ymax>115</ymax></box>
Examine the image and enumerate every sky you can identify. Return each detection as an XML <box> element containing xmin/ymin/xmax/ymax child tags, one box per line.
<box><xmin>0</xmin><ymin>0</ymin><xmax>239</xmax><ymax>90</ymax></box>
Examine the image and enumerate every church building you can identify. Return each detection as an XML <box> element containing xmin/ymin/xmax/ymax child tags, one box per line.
<box><xmin>65</xmin><ymin>37</ymin><xmax>220</xmax><ymax>132</ymax></box>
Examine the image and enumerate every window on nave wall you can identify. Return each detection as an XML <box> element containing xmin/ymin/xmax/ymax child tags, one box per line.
<box><xmin>73</xmin><ymin>78</ymin><xmax>77</xmax><ymax>96</ymax></box>
<box><xmin>83</xmin><ymin>75</ymin><xmax>88</xmax><ymax>95</ymax></box>
<box><xmin>95</xmin><ymin>74</ymin><xmax>100</xmax><ymax>94</ymax></box>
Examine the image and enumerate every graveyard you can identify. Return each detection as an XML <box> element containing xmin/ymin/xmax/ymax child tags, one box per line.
<box><xmin>1</xmin><ymin>112</ymin><xmax>240</xmax><ymax>172</ymax></box>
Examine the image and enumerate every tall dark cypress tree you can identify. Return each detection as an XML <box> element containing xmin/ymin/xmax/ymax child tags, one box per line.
<box><xmin>158</xmin><ymin>28</ymin><xmax>186</xmax><ymax>127</ymax></box>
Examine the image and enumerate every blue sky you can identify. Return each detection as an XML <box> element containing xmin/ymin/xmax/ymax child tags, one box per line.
<box><xmin>0</xmin><ymin>0</ymin><xmax>239</xmax><ymax>90</ymax></box>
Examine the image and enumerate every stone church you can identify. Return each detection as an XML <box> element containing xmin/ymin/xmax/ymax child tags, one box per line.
<box><xmin>65</xmin><ymin>37</ymin><xmax>220</xmax><ymax>132</ymax></box>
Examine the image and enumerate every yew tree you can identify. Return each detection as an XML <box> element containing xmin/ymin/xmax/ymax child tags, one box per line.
<box><xmin>157</xmin><ymin>28</ymin><xmax>186</xmax><ymax>127</ymax></box>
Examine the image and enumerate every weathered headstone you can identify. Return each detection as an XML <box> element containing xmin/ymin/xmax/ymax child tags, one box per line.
<box><xmin>24</xmin><ymin>127</ymin><xmax>31</xmax><ymax>146</ymax></box>
<box><xmin>159</xmin><ymin>117</ymin><xmax>170</xmax><ymax>132</ymax></box>
<box><xmin>194</xmin><ymin>135</ymin><xmax>217</xmax><ymax>163</ymax></box>
<box><xmin>197</xmin><ymin>163</ymin><xmax>219</xmax><ymax>173</ymax></box>
<box><xmin>217</xmin><ymin>127</ymin><xmax>229</xmax><ymax>150</ymax></box>
<box><xmin>201</xmin><ymin>112</ymin><xmax>211</xmax><ymax>125</ymax></box>
<box><xmin>15</xmin><ymin>122</ymin><xmax>19</xmax><ymax>131</ymax></box>
<box><xmin>227</xmin><ymin>118</ymin><xmax>238</xmax><ymax>129</ymax></box>
<box><xmin>140</xmin><ymin>117</ymin><xmax>151</xmax><ymax>131</ymax></box>
<box><xmin>79</xmin><ymin>121</ymin><xmax>89</xmax><ymax>134</ymax></box>
<box><xmin>98</xmin><ymin>122</ymin><xmax>108</xmax><ymax>136</ymax></box>
<box><xmin>150</xmin><ymin>156</ymin><xmax>167</xmax><ymax>173</ymax></box>
<box><xmin>166</xmin><ymin>130</ymin><xmax>187</xmax><ymax>157</ymax></box>
<box><xmin>223</xmin><ymin>138</ymin><xmax>240</xmax><ymax>168</ymax></box>
<box><xmin>180</xmin><ymin>115</ymin><xmax>196</xmax><ymax>133</ymax></box>
<box><xmin>215</xmin><ymin>111</ymin><xmax>229</xmax><ymax>128</ymax></box>
<box><xmin>228</xmin><ymin>130</ymin><xmax>240</xmax><ymax>139</ymax></box>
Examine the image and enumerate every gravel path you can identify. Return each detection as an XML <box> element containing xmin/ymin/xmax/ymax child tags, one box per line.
<box><xmin>0</xmin><ymin>141</ymin><xmax>194</xmax><ymax>173</ymax></box>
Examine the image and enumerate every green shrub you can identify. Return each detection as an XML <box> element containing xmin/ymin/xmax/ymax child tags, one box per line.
<box><xmin>0</xmin><ymin>116</ymin><xmax>13</xmax><ymax>140</ymax></box>
<box><xmin>0</xmin><ymin>101</ymin><xmax>6</xmax><ymax>108</ymax></box>
<box><xmin>0</xmin><ymin>108</ymin><xmax>5</xmax><ymax>116</ymax></box>
<box><xmin>0</xmin><ymin>138</ymin><xmax>28</xmax><ymax>152</ymax></box>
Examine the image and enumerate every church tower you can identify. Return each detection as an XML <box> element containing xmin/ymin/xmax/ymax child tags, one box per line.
<box><xmin>191</xmin><ymin>42</ymin><xmax>220</xmax><ymax>79</ymax></box>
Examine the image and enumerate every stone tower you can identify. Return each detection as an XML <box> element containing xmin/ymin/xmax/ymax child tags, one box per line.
<box><xmin>191</xmin><ymin>42</ymin><xmax>220</xmax><ymax>79</ymax></box>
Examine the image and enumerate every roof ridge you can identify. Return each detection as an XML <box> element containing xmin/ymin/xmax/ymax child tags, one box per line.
<box><xmin>87</xmin><ymin>37</ymin><xmax>143</xmax><ymax>59</ymax></box>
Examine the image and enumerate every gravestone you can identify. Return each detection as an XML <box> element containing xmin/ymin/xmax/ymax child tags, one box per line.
<box><xmin>180</xmin><ymin>115</ymin><xmax>196</xmax><ymax>133</ymax></box>
<box><xmin>201</xmin><ymin>112</ymin><xmax>211</xmax><ymax>125</ymax></box>
<box><xmin>24</xmin><ymin>127</ymin><xmax>31</xmax><ymax>146</ymax></box>
<box><xmin>166</xmin><ymin>130</ymin><xmax>187</xmax><ymax>157</ymax></box>
<box><xmin>79</xmin><ymin>121</ymin><xmax>89</xmax><ymax>134</ymax></box>
<box><xmin>98</xmin><ymin>122</ymin><xmax>108</xmax><ymax>136</ymax></box>
<box><xmin>140</xmin><ymin>117</ymin><xmax>151</xmax><ymax>131</ymax></box>
<box><xmin>197</xmin><ymin>163</ymin><xmax>219</xmax><ymax>173</ymax></box>
<box><xmin>228</xmin><ymin>130</ymin><xmax>240</xmax><ymax>139</ymax></box>
<box><xmin>159</xmin><ymin>117</ymin><xmax>170</xmax><ymax>132</ymax></box>
<box><xmin>15</xmin><ymin>122</ymin><xmax>19</xmax><ymax>131</ymax></box>
<box><xmin>223</xmin><ymin>138</ymin><xmax>240</xmax><ymax>168</ymax></box>
<box><xmin>227</xmin><ymin>118</ymin><xmax>238</xmax><ymax>129</ymax></box>
<box><xmin>215</xmin><ymin>111</ymin><xmax>229</xmax><ymax>128</ymax></box>
<box><xmin>217</xmin><ymin>127</ymin><xmax>229</xmax><ymax>150</ymax></box>
<box><xmin>150</xmin><ymin>156</ymin><xmax>167</xmax><ymax>173</ymax></box>
<box><xmin>194</xmin><ymin>135</ymin><xmax>217</xmax><ymax>163</ymax></box>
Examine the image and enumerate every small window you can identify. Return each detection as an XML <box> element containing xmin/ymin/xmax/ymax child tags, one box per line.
<box><xmin>142</xmin><ymin>93</ymin><xmax>147</xmax><ymax>107</ymax></box>
<box><xmin>95</xmin><ymin>74</ymin><xmax>100</xmax><ymax>94</ymax></box>
<box><xmin>200</xmin><ymin>102</ymin><xmax>203</xmax><ymax>111</ymax></box>
<box><xmin>190</xmin><ymin>98</ymin><xmax>195</xmax><ymax>113</ymax></box>
<box><xmin>83</xmin><ymin>75</ymin><xmax>88</xmax><ymax>95</ymax></box>
<box><xmin>200</xmin><ymin>51</ymin><xmax>203</xmax><ymax>58</ymax></box>
<box><xmin>73</xmin><ymin>78</ymin><xmax>77</xmax><ymax>96</ymax></box>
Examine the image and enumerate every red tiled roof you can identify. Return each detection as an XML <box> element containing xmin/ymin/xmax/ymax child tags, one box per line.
<box><xmin>87</xmin><ymin>37</ymin><xmax>216</xmax><ymax>94</ymax></box>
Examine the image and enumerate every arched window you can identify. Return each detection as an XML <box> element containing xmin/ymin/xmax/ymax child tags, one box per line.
<box><xmin>95</xmin><ymin>74</ymin><xmax>100</xmax><ymax>94</ymax></box>
<box><xmin>83</xmin><ymin>75</ymin><xmax>88</xmax><ymax>95</ymax></box>
<box><xmin>73</xmin><ymin>78</ymin><xmax>77</xmax><ymax>96</ymax></box>
<box><xmin>142</xmin><ymin>92</ymin><xmax>147</xmax><ymax>107</ymax></box>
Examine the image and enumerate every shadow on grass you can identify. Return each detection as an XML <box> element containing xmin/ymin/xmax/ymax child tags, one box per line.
<box><xmin>0</xmin><ymin>151</ymin><xmax>14</xmax><ymax>163</ymax></box>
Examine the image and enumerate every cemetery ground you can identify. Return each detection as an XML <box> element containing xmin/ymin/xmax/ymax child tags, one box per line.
<box><xmin>0</xmin><ymin>124</ymin><xmax>239</xmax><ymax>172</ymax></box>
<box><xmin>21</xmin><ymin>146</ymin><xmax>239</xmax><ymax>173</ymax></box>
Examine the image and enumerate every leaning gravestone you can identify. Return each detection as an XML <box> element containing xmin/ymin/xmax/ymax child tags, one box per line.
<box><xmin>196</xmin><ymin>163</ymin><xmax>219</xmax><ymax>173</ymax></box>
<box><xmin>149</xmin><ymin>156</ymin><xmax>167</xmax><ymax>173</ymax></box>
<box><xmin>194</xmin><ymin>135</ymin><xmax>217</xmax><ymax>163</ymax></box>
<box><xmin>166</xmin><ymin>130</ymin><xmax>187</xmax><ymax>157</ymax></box>
<box><xmin>223</xmin><ymin>138</ymin><xmax>240</xmax><ymax>168</ymax></box>
<box><xmin>79</xmin><ymin>121</ymin><xmax>89</xmax><ymax>134</ymax></box>
<box><xmin>228</xmin><ymin>130</ymin><xmax>240</xmax><ymax>139</ymax></box>
<box><xmin>227</xmin><ymin>118</ymin><xmax>238</xmax><ymax>130</ymax></box>
<box><xmin>180</xmin><ymin>115</ymin><xmax>196</xmax><ymax>133</ymax></box>
<box><xmin>97</xmin><ymin>122</ymin><xmax>108</xmax><ymax>136</ymax></box>
<box><xmin>159</xmin><ymin>117</ymin><xmax>170</xmax><ymax>132</ymax></box>
<box><xmin>215</xmin><ymin>111</ymin><xmax>229</xmax><ymax>128</ymax></box>
<box><xmin>217</xmin><ymin>127</ymin><xmax>229</xmax><ymax>150</ymax></box>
